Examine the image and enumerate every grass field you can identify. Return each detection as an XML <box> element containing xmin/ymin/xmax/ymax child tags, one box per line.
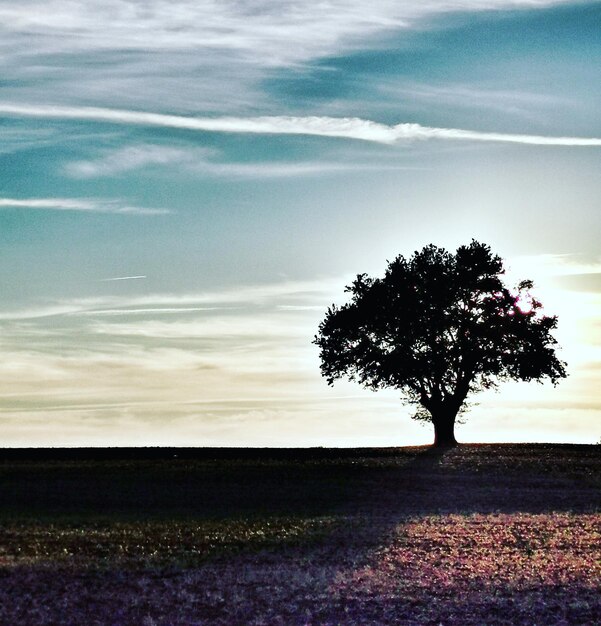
<box><xmin>0</xmin><ymin>444</ymin><xmax>599</xmax><ymax>625</ymax></box>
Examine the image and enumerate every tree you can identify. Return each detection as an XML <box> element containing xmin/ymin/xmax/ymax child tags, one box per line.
<box><xmin>313</xmin><ymin>241</ymin><xmax>567</xmax><ymax>447</ymax></box>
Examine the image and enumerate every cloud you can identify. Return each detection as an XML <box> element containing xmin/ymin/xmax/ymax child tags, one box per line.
<box><xmin>507</xmin><ymin>253</ymin><xmax>601</xmax><ymax>278</ymax></box>
<box><xmin>65</xmin><ymin>143</ymin><xmax>394</xmax><ymax>179</ymax></box>
<box><xmin>194</xmin><ymin>160</ymin><xmax>426</xmax><ymax>178</ymax></box>
<box><xmin>0</xmin><ymin>1</ymin><xmax>586</xmax><ymax>120</ymax></box>
<box><xmin>554</xmin><ymin>273</ymin><xmax>601</xmax><ymax>293</ymax></box>
<box><xmin>77</xmin><ymin>307</ymin><xmax>225</xmax><ymax>316</ymax></box>
<box><xmin>67</xmin><ymin>146</ymin><xmax>421</xmax><ymax>179</ymax></box>
<box><xmin>0</xmin><ymin>1</ymin><xmax>575</xmax><ymax>68</ymax></box>
<box><xmin>2</xmin><ymin>104</ymin><xmax>600</xmax><ymax>147</ymax></box>
<box><xmin>192</xmin><ymin>161</ymin><xmax>367</xmax><ymax>178</ymax></box>
<box><xmin>100</xmin><ymin>275</ymin><xmax>147</xmax><ymax>282</ymax></box>
<box><xmin>377</xmin><ymin>81</ymin><xmax>572</xmax><ymax>121</ymax></box>
<box><xmin>0</xmin><ymin>277</ymin><xmax>343</xmax><ymax>321</ymax></box>
<box><xmin>0</xmin><ymin>270</ymin><xmax>598</xmax><ymax>446</ymax></box>
<box><xmin>89</xmin><ymin>316</ymin><xmax>313</xmax><ymax>340</ymax></box>
<box><xmin>65</xmin><ymin>144</ymin><xmax>208</xmax><ymax>178</ymax></box>
<box><xmin>0</xmin><ymin>276</ymin><xmax>332</xmax><ymax>445</ymax></box>
<box><xmin>0</xmin><ymin>305</ymin><xmax>87</xmax><ymax>321</ymax></box>
<box><xmin>0</xmin><ymin>197</ymin><xmax>170</xmax><ymax>215</ymax></box>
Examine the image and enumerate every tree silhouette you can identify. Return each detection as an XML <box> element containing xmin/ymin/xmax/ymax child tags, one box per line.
<box><xmin>314</xmin><ymin>241</ymin><xmax>567</xmax><ymax>446</ymax></box>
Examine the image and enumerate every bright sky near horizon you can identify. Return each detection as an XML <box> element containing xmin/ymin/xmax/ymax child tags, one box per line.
<box><xmin>0</xmin><ymin>0</ymin><xmax>600</xmax><ymax>447</ymax></box>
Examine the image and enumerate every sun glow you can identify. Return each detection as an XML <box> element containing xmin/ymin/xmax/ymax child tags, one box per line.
<box><xmin>512</xmin><ymin>294</ymin><xmax>534</xmax><ymax>315</ymax></box>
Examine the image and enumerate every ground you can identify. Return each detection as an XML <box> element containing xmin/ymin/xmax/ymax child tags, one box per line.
<box><xmin>0</xmin><ymin>444</ymin><xmax>598</xmax><ymax>625</ymax></box>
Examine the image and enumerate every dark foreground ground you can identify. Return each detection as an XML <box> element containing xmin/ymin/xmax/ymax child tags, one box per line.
<box><xmin>0</xmin><ymin>444</ymin><xmax>599</xmax><ymax>625</ymax></box>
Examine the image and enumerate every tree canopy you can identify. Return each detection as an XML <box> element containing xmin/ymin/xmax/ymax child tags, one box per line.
<box><xmin>313</xmin><ymin>241</ymin><xmax>567</xmax><ymax>446</ymax></box>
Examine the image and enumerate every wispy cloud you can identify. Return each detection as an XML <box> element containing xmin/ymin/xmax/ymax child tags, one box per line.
<box><xmin>65</xmin><ymin>144</ymin><xmax>209</xmax><ymax>178</ymax></box>
<box><xmin>2</xmin><ymin>104</ymin><xmax>600</xmax><ymax>147</ymax></box>
<box><xmin>0</xmin><ymin>277</ymin><xmax>335</xmax><ymax>445</ymax></box>
<box><xmin>0</xmin><ymin>277</ymin><xmax>344</xmax><ymax>321</ymax></box>
<box><xmin>66</xmin><ymin>143</ymin><xmax>421</xmax><ymax>179</ymax></box>
<box><xmin>77</xmin><ymin>307</ymin><xmax>225</xmax><ymax>316</ymax></box>
<box><xmin>508</xmin><ymin>253</ymin><xmax>601</xmax><ymax>279</ymax></box>
<box><xmin>377</xmin><ymin>81</ymin><xmax>573</xmax><ymax>121</ymax></box>
<box><xmin>89</xmin><ymin>317</ymin><xmax>309</xmax><ymax>340</ymax></box>
<box><xmin>0</xmin><ymin>1</ymin><xmax>574</xmax><ymax>67</ymax></box>
<box><xmin>0</xmin><ymin>197</ymin><xmax>169</xmax><ymax>215</ymax></box>
<box><xmin>0</xmin><ymin>1</ymin><xmax>587</xmax><ymax>120</ymax></box>
<box><xmin>194</xmin><ymin>160</ymin><xmax>424</xmax><ymax>178</ymax></box>
<box><xmin>0</xmin><ymin>268</ymin><xmax>598</xmax><ymax>446</ymax></box>
<box><xmin>100</xmin><ymin>275</ymin><xmax>147</xmax><ymax>282</ymax></box>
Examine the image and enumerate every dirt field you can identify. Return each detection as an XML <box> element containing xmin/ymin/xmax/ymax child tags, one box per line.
<box><xmin>0</xmin><ymin>444</ymin><xmax>598</xmax><ymax>625</ymax></box>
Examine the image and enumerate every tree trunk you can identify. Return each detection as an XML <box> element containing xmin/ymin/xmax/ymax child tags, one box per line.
<box><xmin>432</xmin><ymin>414</ymin><xmax>458</xmax><ymax>447</ymax></box>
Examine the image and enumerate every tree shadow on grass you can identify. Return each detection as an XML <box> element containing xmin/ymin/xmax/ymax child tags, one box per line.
<box><xmin>308</xmin><ymin>444</ymin><xmax>601</xmax><ymax>625</ymax></box>
<box><xmin>343</xmin><ymin>443</ymin><xmax>599</xmax><ymax>519</ymax></box>
<box><xmin>0</xmin><ymin>444</ymin><xmax>599</xmax><ymax>624</ymax></box>
<box><xmin>0</xmin><ymin>444</ymin><xmax>597</xmax><ymax>521</ymax></box>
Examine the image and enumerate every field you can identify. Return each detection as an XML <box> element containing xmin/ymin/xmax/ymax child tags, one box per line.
<box><xmin>0</xmin><ymin>444</ymin><xmax>599</xmax><ymax>625</ymax></box>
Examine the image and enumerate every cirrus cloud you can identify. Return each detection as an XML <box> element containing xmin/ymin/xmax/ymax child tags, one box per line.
<box><xmin>0</xmin><ymin>196</ymin><xmax>170</xmax><ymax>215</ymax></box>
<box><xmin>0</xmin><ymin>1</ymin><xmax>577</xmax><ymax>67</ymax></box>
<box><xmin>1</xmin><ymin>103</ymin><xmax>600</xmax><ymax>147</ymax></box>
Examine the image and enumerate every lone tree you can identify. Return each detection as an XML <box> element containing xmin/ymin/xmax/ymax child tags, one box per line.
<box><xmin>314</xmin><ymin>241</ymin><xmax>567</xmax><ymax>447</ymax></box>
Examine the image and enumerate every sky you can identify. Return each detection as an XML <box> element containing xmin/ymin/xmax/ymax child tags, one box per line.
<box><xmin>0</xmin><ymin>0</ymin><xmax>600</xmax><ymax>447</ymax></box>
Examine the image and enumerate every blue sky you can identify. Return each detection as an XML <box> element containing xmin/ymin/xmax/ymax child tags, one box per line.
<box><xmin>0</xmin><ymin>0</ymin><xmax>600</xmax><ymax>446</ymax></box>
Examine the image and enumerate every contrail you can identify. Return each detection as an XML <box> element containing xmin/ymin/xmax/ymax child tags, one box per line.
<box><xmin>0</xmin><ymin>197</ymin><xmax>168</xmax><ymax>215</ymax></box>
<box><xmin>1</xmin><ymin>103</ymin><xmax>600</xmax><ymax>146</ymax></box>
